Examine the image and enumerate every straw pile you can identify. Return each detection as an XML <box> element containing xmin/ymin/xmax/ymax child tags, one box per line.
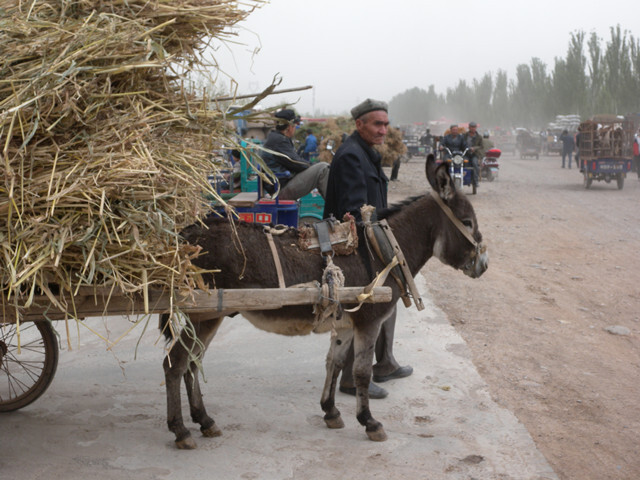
<box><xmin>375</xmin><ymin>127</ymin><xmax>407</xmax><ymax>167</ymax></box>
<box><xmin>0</xmin><ymin>1</ymin><xmax>262</xmax><ymax>316</ymax></box>
<box><xmin>306</xmin><ymin>117</ymin><xmax>353</xmax><ymax>163</ymax></box>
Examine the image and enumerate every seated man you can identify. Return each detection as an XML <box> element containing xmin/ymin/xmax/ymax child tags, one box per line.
<box><xmin>262</xmin><ymin>109</ymin><xmax>329</xmax><ymax>200</ymax></box>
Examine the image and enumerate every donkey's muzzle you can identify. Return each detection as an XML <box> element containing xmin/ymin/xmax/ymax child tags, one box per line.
<box><xmin>463</xmin><ymin>242</ymin><xmax>488</xmax><ymax>278</ymax></box>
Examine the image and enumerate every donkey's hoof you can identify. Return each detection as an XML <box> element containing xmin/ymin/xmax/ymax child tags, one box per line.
<box><xmin>324</xmin><ymin>414</ymin><xmax>345</xmax><ymax>429</ymax></box>
<box><xmin>175</xmin><ymin>436</ymin><xmax>198</xmax><ymax>449</ymax></box>
<box><xmin>201</xmin><ymin>424</ymin><xmax>222</xmax><ymax>438</ymax></box>
<box><xmin>366</xmin><ymin>427</ymin><xmax>388</xmax><ymax>442</ymax></box>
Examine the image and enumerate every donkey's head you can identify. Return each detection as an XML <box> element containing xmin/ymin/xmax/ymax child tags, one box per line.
<box><xmin>425</xmin><ymin>154</ymin><xmax>488</xmax><ymax>278</ymax></box>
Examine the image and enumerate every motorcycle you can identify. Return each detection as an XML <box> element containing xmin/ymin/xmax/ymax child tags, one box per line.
<box><xmin>480</xmin><ymin>148</ymin><xmax>501</xmax><ymax>182</ymax></box>
<box><xmin>440</xmin><ymin>147</ymin><xmax>476</xmax><ymax>194</ymax></box>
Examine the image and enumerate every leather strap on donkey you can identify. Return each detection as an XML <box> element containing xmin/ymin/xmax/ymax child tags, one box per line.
<box><xmin>263</xmin><ymin>225</ymin><xmax>288</xmax><ymax>288</ymax></box>
<box><xmin>361</xmin><ymin>206</ymin><xmax>425</xmax><ymax>311</ymax></box>
<box><xmin>430</xmin><ymin>191</ymin><xmax>486</xmax><ymax>259</ymax></box>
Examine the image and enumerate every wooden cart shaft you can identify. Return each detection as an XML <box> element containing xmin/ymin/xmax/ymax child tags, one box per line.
<box><xmin>2</xmin><ymin>286</ymin><xmax>393</xmax><ymax>323</ymax></box>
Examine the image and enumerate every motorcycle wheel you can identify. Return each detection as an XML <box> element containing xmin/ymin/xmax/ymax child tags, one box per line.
<box><xmin>454</xmin><ymin>177</ymin><xmax>462</xmax><ymax>190</ymax></box>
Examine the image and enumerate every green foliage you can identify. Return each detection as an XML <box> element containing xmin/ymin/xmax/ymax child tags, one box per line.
<box><xmin>389</xmin><ymin>25</ymin><xmax>640</xmax><ymax>129</ymax></box>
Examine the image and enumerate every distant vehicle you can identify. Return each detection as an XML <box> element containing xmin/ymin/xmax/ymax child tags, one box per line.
<box><xmin>440</xmin><ymin>147</ymin><xmax>476</xmax><ymax>195</ymax></box>
<box><xmin>480</xmin><ymin>148</ymin><xmax>501</xmax><ymax>181</ymax></box>
<box><xmin>578</xmin><ymin>115</ymin><xmax>634</xmax><ymax>190</ymax></box>
<box><xmin>492</xmin><ymin>129</ymin><xmax>516</xmax><ymax>155</ymax></box>
<box><xmin>402</xmin><ymin>134</ymin><xmax>423</xmax><ymax>156</ymax></box>
<box><xmin>545</xmin><ymin>130</ymin><xmax>563</xmax><ymax>155</ymax></box>
<box><xmin>516</xmin><ymin>129</ymin><xmax>541</xmax><ymax>159</ymax></box>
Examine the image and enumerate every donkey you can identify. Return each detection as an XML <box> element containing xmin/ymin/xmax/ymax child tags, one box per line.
<box><xmin>160</xmin><ymin>155</ymin><xmax>488</xmax><ymax>449</ymax></box>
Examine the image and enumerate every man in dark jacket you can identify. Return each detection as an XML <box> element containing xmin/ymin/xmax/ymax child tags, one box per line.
<box><xmin>463</xmin><ymin>121</ymin><xmax>484</xmax><ymax>187</ymax></box>
<box><xmin>262</xmin><ymin>109</ymin><xmax>329</xmax><ymax>200</ymax></box>
<box><xmin>559</xmin><ymin>129</ymin><xmax>575</xmax><ymax>169</ymax></box>
<box><xmin>323</xmin><ymin>98</ymin><xmax>413</xmax><ymax>400</ymax></box>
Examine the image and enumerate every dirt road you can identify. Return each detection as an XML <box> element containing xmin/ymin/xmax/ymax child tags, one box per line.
<box><xmin>389</xmin><ymin>152</ymin><xmax>640</xmax><ymax>480</ymax></box>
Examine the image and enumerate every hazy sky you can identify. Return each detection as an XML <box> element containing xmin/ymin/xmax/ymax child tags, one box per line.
<box><xmin>211</xmin><ymin>0</ymin><xmax>636</xmax><ymax>117</ymax></box>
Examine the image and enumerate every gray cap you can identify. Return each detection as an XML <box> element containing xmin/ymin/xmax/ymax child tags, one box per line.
<box><xmin>469</xmin><ymin>121</ymin><xmax>478</xmax><ymax>128</ymax></box>
<box><xmin>350</xmin><ymin>98</ymin><xmax>388</xmax><ymax>120</ymax></box>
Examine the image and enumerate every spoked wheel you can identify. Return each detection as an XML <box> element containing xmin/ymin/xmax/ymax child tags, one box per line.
<box><xmin>0</xmin><ymin>321</ymin><xmax>59</xmax><ymax>412</ymax></box>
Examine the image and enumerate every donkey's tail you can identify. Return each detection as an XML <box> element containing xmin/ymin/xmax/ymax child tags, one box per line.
<box><xmin>159</xmin><ymin>313</ymin><xmax>172</xmax><ymax>342</ymax></box>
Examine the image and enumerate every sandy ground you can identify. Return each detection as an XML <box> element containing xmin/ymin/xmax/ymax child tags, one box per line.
<box><xmin>388</xmin><ymin>152</ymin><xmax>640</xmax><ymax>480</ymax></box>
<box><xmin>0</xmin><ymin>157</ymin><xmax>565</xmax><ymax>479</ymax></box>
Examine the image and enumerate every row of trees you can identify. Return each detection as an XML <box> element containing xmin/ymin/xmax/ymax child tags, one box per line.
<box><xmin>389</xmin><ymin>26</ymin><xmax>640</xmax><ymax>130</ymax></box>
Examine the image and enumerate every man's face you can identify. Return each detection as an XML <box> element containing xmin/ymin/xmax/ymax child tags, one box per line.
<box><xmin>284</xmin><ymin>123</ymin><xmax>297</xmax><ymax>138</ymax></box>
<box><xmin>450</xmin><ymin>126</ymin><xmax>459</xmax><ymax>136</ymax></box>
<box><xmin>468</xmin><ymin>125</ymin><xmax>477</xmax><ymax>136</ymax></box>
<box><xmin>356</xmin><ymin>110</ymin><xmax>389</xmax><ymax>145</ymax></box>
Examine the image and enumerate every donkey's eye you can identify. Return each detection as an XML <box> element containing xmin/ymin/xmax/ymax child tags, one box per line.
<box><xmin>462</xmin><ymin>220</ymin><xmax>473</xmax><ymax>229</ymax></box>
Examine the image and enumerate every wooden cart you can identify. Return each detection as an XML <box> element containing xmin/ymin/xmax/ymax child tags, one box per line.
<box><xmin>0</xmin><ymin>284</ymin><xmax>391</xmax><ymax>412</ymax></box>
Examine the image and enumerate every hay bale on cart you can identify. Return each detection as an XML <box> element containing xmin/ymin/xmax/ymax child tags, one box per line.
<box><xmin>0</xmin><ymin>1</ymin><xmax>265</xmax><ymax>316</ymax></box>
<box><xmin>0</xmin><ymin>0</ymin><xmax>271</xmax><ymax>410</ymax></box>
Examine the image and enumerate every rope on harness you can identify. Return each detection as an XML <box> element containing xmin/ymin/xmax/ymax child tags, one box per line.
<box><xmin>314</xmin><ymin>256</ymin><xmax>345</xmax><ymax>326</ymax></box>
<box><xmin>344</xmin><ymin>254</ymin><xmax>399</xmax><ymax>313</ymax></box>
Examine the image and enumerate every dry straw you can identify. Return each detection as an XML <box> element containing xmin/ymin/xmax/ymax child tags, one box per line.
<box><xmin>0</xmin><ymin>0</ymin><xmax>264</xmax><ymax>328</ymax></box>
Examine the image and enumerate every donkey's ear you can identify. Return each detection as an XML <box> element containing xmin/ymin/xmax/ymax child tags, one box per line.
<box><xmin>425</xmin><ymin>153</ymin><xmax>438</xmax><ymax>188</ymax></box>
<box><xmin>426</xmin><ymin>154</ymin><xmax>455</xmax><ymax>201</ymax></box>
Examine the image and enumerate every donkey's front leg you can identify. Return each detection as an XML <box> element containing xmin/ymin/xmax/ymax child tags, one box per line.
<box><xmin>320</xmin><ymin>327</ymin><xmax>353</xmax><ymax>429</ymax></box>
<box><xmin>353</xmin><ymin>325</ymin><xmax>387</xmax><ymax>442</ymax></box>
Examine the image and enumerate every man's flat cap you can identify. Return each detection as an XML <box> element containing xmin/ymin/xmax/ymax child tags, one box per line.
<box><xmin>350</xmin><ymin>98</ymin><xmax>388</xmax><ymax>120</ymax></box>
<box><xmin>275</xmin><ymin>109</ymin><xmax>300</xmax><ymax>124</ymax></box>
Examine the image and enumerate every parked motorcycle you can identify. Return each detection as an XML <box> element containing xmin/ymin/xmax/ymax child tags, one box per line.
<box><xmin>441</xmin><ymin>147</ymin><xmax>476</xmax><ymax>194</ymax></box>
<box><xmin>480</xmin><ymin>148</ymin><xmax>501</xmax><ymax>182</ymax></box>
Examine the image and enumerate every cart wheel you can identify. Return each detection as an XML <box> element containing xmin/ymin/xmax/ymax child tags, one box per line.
<box><xmin>472</xmin><ymin>183</ymin><xmax>477</xmax><ymax>195</ymax></box>
<box><xmin>616</xmin><ymin>174</ymin><xmax>624</xmax><ymax>190</ymax></box>
<box><xmin>0</xmin><ymin>321</ymin><xmax>59</xmax><ymax>412</ymax></box>
<box><xmin>583</xmin><ymin>173</ymin><xmax>592</xmax><ymax>189</ymax></box>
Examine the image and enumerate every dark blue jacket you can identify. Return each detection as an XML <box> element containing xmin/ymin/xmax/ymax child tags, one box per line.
<box><xmin>560</xmin><ymin>133</ymin><xmax>575</xmax><ymax>154</ymax></box>
<box><xmin>323</xmin><ymin>131</ymin><xmax>388</xmax><ymax>221</ymax></box>
<box><xmin>262</xmin><ymin>130</ymin><xmax>309</xmax><ymax>187</ymax></box>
